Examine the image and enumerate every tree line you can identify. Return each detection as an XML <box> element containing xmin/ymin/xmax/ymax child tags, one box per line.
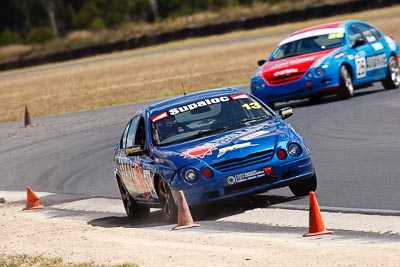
<box><xmin>0</xmin><ymin>0</ymin><xmax>266</xmax><ymax>46</ymax></box>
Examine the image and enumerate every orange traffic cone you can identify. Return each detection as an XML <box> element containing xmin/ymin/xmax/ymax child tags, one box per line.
<box><xmin>173</xmin><ymin>190</ymin><xmax>200</xmax><ymax>230</ymax></box>
<box><xmin>303</xmin><ymin>191</ymin><xmax>333</xmax><ymax>237</ymax></box>
<box><xmin>23</xmin><ymin>187</ymin><xmax>44</xmax><ymax>210</ymax></box>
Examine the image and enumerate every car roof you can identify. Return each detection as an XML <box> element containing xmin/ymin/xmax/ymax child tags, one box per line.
<box><xmin>145</xmin><ymin>87</ymin><xmax>246</xmax><ymax>116</ymax></box>
<box><xmin>279</xmin><ymin>20</ymin><xmax>372</xmax><ymax>46</ymax></box>
<box><xmin>287</xmin><ymin>20</ymin><xmax>378</xmax><ymax>38</ymax></box>
<box><xmin>288</xmin><ymin>21</ymin><xmax>346</xmax><ymax>37</ymax></box>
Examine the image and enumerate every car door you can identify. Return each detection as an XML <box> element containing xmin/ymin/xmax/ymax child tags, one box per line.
<box><xmin>348</xmin><ymin>23</ymin><xmax>373</xmax><ymax>84</ymax></box>
<box><xmin>350</xmin><ymin>22</ymin><xmax>387</xmax><ymax>84</ymax></box>
<box><xmin>116</xmin><ymin>115</ymin><xmax>157</xmax><ymax>202</ymax></box>
<box><xmin>356</xmin><ymin>22</ymin><xmax>387</xmax><ymax>79</ymax></box>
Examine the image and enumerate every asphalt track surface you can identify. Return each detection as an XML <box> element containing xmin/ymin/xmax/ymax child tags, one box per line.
<box><xmin>0</xmin><ymin>83</ymin><xmax>399</xmax><ymax>216</ymax></box>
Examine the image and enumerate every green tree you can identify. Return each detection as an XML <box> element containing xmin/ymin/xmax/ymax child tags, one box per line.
<box><xmin>0</xmin><ymin>29</ymin><xmax>21</xmax><ymax>46</ymax></box>
<box><xmin>41</xmin><ymin>0</ymin><xmax>60</xmax><ymax>38</ymax></box>
<box><xmin>72</xmin><ymin>1</ymin><xmax>101</xmax><ymax>29</ymax></box>
<box><xmin>97</xmin><ymin>0</ymin><xmax>131</xmax><ymax>27</ymax></box>
<box><xmin>26</xmin><ymin>26</ymin><xmax>55</xmax><ymax>44</ymax></box>
<box><xmin>129</xmin><ymin>0</ymin><xmax>156</xmax><ymax>22</ymax></box>
<box><xmin>89</xmin><ymin>17</ymin><xmax>106</xmax><ymax>31</ymax></box>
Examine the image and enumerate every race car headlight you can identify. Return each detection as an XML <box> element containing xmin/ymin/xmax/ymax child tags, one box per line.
<box><xmin>288</xmin><ymin>142</ymin><xmax>303</xmax><ymax>157</ymax></box>
<box><xmin>184</xmin><ymin>169</ymin><xmax>199</xmax><ymax>183</ymax></box>
<box><xmin>315</xmin><ymin>67</ymin><xmax>325</xmax><ymax>77</ymax></box>
<box><xmin>306</xmin><ymin>71</ymin><xmax>313</xmax><ymax>79</ymax></box>
<box><xmin>254</xmin><ymin>67</ymin><xmax>262</xmax><ymax>78</ymax></box>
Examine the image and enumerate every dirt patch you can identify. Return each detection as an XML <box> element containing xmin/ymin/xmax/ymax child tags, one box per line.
<box><xmin>1</xmin><ymin>203</ymin><xmax>399</xmax><ymax>266</ymax></box>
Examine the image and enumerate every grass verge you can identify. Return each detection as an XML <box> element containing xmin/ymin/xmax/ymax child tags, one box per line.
<box><xmin>0</xmin><ymin>253</ymin><xmax>138</xmax><ymax>267</ymax></box>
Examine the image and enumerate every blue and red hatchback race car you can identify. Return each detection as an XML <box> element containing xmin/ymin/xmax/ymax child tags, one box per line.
<box><xmin>251</xmin><ymin>20</ymin><xmax>400</xmax><ymax>108</ymax></box>
<box><xmin>113</xmin><ymin>87</ymin><xmax>316</xmax><ymax>222</ymax></box>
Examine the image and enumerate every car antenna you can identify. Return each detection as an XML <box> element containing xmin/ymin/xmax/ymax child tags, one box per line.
<box><xmin>181</xmin><ymin>82</ymin><xmax>186</xmax><ymax>96</ymax></box>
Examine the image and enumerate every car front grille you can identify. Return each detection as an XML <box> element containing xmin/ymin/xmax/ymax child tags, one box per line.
<box><xmin>266</xmin><ymin>72</ymin><xmax>305</xmax><ymax>85</ymax></box>
<box><xmin>211</xmin><ymin>149</ymin><xmax>274</xmax><ymax>173</ymax></box>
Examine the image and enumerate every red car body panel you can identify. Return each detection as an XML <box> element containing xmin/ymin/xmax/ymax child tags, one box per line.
<box><xmin>261</xmin><ymin>48</ymin><xmax>338</xmax><ymax>86</ymax></box>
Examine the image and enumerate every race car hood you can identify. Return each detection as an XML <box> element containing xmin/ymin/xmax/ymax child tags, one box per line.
<box><xmin>156</xmin><ymin>119</ymin><xmax>292</xmax><ymax>169</ymax></box>
<box><xmin>261</xmin><ymin>49</ymin><xmax>337</xmax><ymax>84</ymax></box>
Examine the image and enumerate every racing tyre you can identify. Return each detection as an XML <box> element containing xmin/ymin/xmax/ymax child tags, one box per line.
<box><xmin>338</xmin><ymin>66</ymin><xmax>354</xmax><ymax>99</ymax></box>
<box><xmin>117</xmin><ymin>178</ymin><xmax>150</xmax><ymax>219</ymax></box>
<box><xmin>157</xmin><ymin>178</ymin><xmax>178</xmax><ymax>223</ymax></box>
<box><xmin>382</xmin><ymin>56</ymin><xmax>400</xmax><ymax>90</ymax></box>
<box><xmin>289</xmin><ymin>175</ymin><xmax>317</xmax><ymax>197</ymax></box>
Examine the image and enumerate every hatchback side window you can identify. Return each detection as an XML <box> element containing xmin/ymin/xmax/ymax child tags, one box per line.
<box><xmin>134</xmin><ymin>117</ymin><xmax>146</xmax><ymax>150</ymax></box>
<box><xmin>357</xmin><ymin>23</ymin><xmax>380</xmax><ymax>43</ymax></box>
<box><xmin>348</xmin><ymin>24</ymin><xmax>363</xmax><ymax>47</ymax></box>
<box><xmin>126</xmin><ymin>116</ymin><xmax>140</xmax><ymax>148</ymax></box>
<box><xmin>120</xmin><ymin>123</ymin><xmax>130</xmax><ymax>149</ymax></box>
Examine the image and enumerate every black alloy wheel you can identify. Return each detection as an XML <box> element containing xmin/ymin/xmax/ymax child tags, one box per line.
<box><xmin>157</xmin><ymin>178</ymin><xmax>178</xmax><ymax>223</ymax></box>
<box><xmin>382</xmin><ymin>55</ymin><xmax>400</xmax><ymax>90</ymax></box>
<box><xmin>338</xmin><ymin>65</ymin><xmax>354</xmax><ymax>99</ymax></box>
<box><xmin>117</xmin><ymin>178</ymin><xmax>150</xmax><ymax>219</ymax></box>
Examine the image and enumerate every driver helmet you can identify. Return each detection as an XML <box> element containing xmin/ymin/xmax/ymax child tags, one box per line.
<box><xmin>154</xmin><ymin>116</ymin><xmax>178</xmax><ymax>142</ymax></box>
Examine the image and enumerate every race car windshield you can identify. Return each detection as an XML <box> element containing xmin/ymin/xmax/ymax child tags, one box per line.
<box><xmin>270</xmin><ymin>33</ymin><xmax>345</xmax><ymax>61</ymax></box>
<box><xmin>152</xmin><ymin>94</ymin><xmax>274</xmax><ymax>146</ymax></box>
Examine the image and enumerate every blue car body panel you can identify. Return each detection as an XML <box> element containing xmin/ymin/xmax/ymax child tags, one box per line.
<box><xmin>113</xmin><ymin>87</ymin><xmax>316</xmax><ymax>208</ymax></box>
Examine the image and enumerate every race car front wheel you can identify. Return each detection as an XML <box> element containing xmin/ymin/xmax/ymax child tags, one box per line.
<box><xmin>157</xmin><ymin>178</ymin><xmax>178</xmax><ymax>223</ymax></box>
<box><xmin>338</xmin><ymin>66</ymin><xmax>354</xmax><ymax>99</ymax></box>
<box><xmin>382</xmin><ymin>56</ymin><xmax>400</xmax><ymax>90</ymax></box>
<box><xmin>289</xmin><ymin>175</ymin><xmax>317</xmax><ymax>197</ymax></box>
<box><xmin>117</xmin><ymin>177</ymin><xmax>150</xmax><ymax>219</ymax></box>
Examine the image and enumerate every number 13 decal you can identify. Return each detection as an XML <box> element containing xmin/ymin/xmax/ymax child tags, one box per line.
<box><xmin>242</xmin><ymin>102</ymin><xmax>262</xmax><ymax>110</ymax></box>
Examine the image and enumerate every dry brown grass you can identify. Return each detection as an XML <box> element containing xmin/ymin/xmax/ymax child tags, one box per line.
<box><xmin>155</xmin><ymin>0</ymin><xmax>350</xmax><ymax>31</ymax></box>
<box><xmin>0</xmin><ymin>253</ymin><xmax>138</xmax><ymax>267</ymax></box>
<box><xmin>1</xmin><ymin>5</ymin><xmax>400</xmax><ymax>123</ymax></box>
<box><xmin>0</xmin><ymin>44</ymin><xmax>33</xmax><ymax>62</ymax></box>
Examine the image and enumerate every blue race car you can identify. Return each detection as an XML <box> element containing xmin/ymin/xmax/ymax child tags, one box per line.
<box><xmin>113</xmin><ymin>87</ymin><xmax>316</xmax><ymax>221</ymax></box>
<box><xmin>251</xmin><ymin>20</ymin><xmax>400</xmax><ymax>108</ymax></box>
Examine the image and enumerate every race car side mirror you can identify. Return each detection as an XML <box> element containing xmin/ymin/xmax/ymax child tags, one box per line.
<box><xmin>278</xmin><ymin>107</ymin><xmax>293</xmax><ymax>120</ymax></box>
<box><xmin>125</xmin><ymin>145</ymin><xmax>146</xmax><ymax>156</ymax></box>
<box><xmin>352</xmin><ymin>38</ymin><xmax>365</xmax><ymax>48</ymax></box>
<box><xmin>114</xmin><ymin>142</ymin><xmax>120</xmax><ymax>150</ymax></box>
<box><xmin>257</xmin><ymin>59</ymin><xmax>266</xmax><ymax>66</ymax></box>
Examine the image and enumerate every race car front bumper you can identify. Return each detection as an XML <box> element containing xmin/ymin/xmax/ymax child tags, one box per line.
<box><xmin>171</xmin><ymin>156</ymin><xmax>315</xmax><ymax>206</ymax></box>
<box><xmin>251</xmin><ymin>73</ymin><xmax>340</xmax><ymax>103</ymax></box>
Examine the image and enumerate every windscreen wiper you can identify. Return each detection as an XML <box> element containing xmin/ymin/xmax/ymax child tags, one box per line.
<box><xmin>195</xmin><ymin>127</ymin><xmax>227</xmax><ymax>138</ymax></box>
<box><xmin>225</xmin><ymin>116</ymin><xmax>270</xmax><ymax>131</ymax></box>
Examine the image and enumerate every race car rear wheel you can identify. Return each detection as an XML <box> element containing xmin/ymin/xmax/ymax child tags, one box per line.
<box><xmin>382</xmin><ymin>56</ymin><xmax>400</xmax><ymax>90</ymax></box>
<box><xmin>289</xmin><ymin>175</ymin><xmax>317</xmax><ymax>197</ymax></box>
<box><xmin>157</xmin><ymin>178</ymin><xmax>178</xmax><ymax>223</ymax></box>
<box><xmin>338</xmin><ymin>66</ymin><xmax>354</xmax><ymax>99</ymax></box>
<box><xmin>117</xmin><ymin>178</ymin><xmax>150</xmax><ymax>219</ymax></box>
